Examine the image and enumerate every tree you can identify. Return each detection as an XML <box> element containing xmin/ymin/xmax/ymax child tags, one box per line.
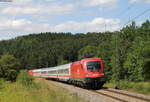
<box><xmin>0</xmin><ymin>20</ymin><xmax>149</xmax><ymax>83</ymax></box>
<box><xmin>78</xmin><ymin>45</ymin><xmax>98</xmax><ymax>59</ymax></box>
<box><xmin>124</xmin><ymin>37</ymin><xmax>150</xmax><ymax>81</ymax></box>
<box><xmin>110</xmin><ymin>33</ymin><xmax>122</xmax><ymax>85</ymax></box>
<box><xmin>0</xmin><ymin>54</ymin><xmax>20</xmax><ymax>81</ymax></box>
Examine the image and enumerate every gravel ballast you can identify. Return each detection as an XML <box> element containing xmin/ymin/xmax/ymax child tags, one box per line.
<box><xmin>46</xmin><ymin>80</ymin><xmax>150</xmax><ymax>102</ymax></box>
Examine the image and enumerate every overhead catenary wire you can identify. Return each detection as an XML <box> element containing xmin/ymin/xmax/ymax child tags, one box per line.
<box><xmin>123</xmin><ymin>8</ymin><xmax>150</xmax><ymax>26</ymax></box>
<box><xmin>114</xmin><ymin>6</ymin><xmax>150</xmax><ymax>88</ymax></box>
<box><xmin>115</xmin><ymin>3</ymin><xmax>136</xmax><ymax>18</ymax></box>
<box><xmin>111</xmin><ymin>2</ymin><xmax>137</xmax><ymax>88</ymax></box>
<box><xmin>104</xmin><ymin>2</ymin><xmax>136</xmax><ymax>32</ymax></box>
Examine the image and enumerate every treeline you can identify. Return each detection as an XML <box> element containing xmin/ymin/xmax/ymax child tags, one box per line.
<box><xmin>0</xmin><ymin>32</ymin><xmax>111</xmax><ymax>68</ymax></box>
<box><xmin>0</xmin><ymin>20</ymin><xmax>149</xmax><ymax>82</ymax></box>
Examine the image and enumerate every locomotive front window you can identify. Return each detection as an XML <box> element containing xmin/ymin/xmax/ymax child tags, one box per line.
<box><xmin>87</xmin><ymin>61</ymin><xmax>101</xmax><ymax>72</ymax></box>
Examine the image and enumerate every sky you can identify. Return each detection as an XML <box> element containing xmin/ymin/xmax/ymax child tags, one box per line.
<box><xmin>0</xmin><ymin>0</ymin><xmax>150</xmax><ymax>40</ymax></box>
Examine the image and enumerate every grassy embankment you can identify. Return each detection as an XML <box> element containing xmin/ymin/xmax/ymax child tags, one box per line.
<box><xmin>104</xmin><ymin>80</ymin><xmax>150</xmax><ymax>95</ymax></box>
<box><xmin>0</xmin><ymin>71</ymin><xmax>82</xmax><ymax>102</ymax></box>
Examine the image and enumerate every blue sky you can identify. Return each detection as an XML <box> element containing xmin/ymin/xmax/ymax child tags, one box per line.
<box><xmin>0</xmin><ymin>0</ymin><xmax>150</xmax><ymax>40</ymax></box>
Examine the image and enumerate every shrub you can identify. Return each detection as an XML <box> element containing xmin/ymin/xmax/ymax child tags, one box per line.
<box><xmin>0</xmin><ymin>78</ymin><xmax>5</xmax><ymax>89</ymax></box>
<box><xmin>17</xmin><ymin>71</ymin><xmax>35</xmax><ymax>87</ymax></box>
<box><xmin>0</xmin><ymin>54</ymin><xmax>20</xmax><ymax>82</ymax></box>
<box><xmin>105</xmin><ymin>81</ymin><xmax>150</xmax><ymax>95</ymax></box>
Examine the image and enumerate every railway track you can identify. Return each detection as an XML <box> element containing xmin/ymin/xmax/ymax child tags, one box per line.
<box><xmin>91</xmin><ymin>90</ymin><xmax>128</xmax><ymax>102</ymax></box>
<box><xmin>90</xmin><ymin>89</ymin><xmax>150</xmax><ymax>102</ymax></box>
<box><xmin>104</xmin><ymin>89</ymin><xmax>150</xmax><ymax>102</ymax></box>
<box><xmin>48</xmin><ymin>80</ymin><xmax>150</xmax><ymax>102</ymax></box>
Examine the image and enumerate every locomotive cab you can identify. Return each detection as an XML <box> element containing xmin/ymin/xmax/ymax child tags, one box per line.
<box><xmin>81</xmin><ymin>58</ymin><xmax>106</xmax><ymax>89</ymax></box>
<box><xmin>86</xmin><ymin>61</ymin><xmax>104</xmax><ymax>77</ymax></box>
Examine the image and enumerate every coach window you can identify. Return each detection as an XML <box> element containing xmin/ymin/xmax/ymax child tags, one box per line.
<box><xmin>61</xmin><ymin>69</ymin><xmax>63</xmax><ymax>74</ymax></box>
<box><xmin>41</xmin><ymin>71</ymin><xmax>46</xmax><ymax>74</ymax></box>
<box><xmin>62</xmin><ymin>69</ymin><xmax>65</xmax><ymax>74</ymax></box>
<box><xmin>64</xmin><ymin>69</ymin><xmax>69</xmax><ymax>74</ymax></box>
<box><xmin>52</xmin><ymin>70</ymin><xmax>56</xmax><ymax>74</ymax></box>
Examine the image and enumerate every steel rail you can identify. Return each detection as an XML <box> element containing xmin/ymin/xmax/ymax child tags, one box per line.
<box><xmin>104</xmin><ymin>89</ymin><xmax>150</xmax><ymax>102</ymax></box>
<box><xmin>90</xmin><ymin>90</ymin><xmax>128</xmax><ymax>102</ymax></box>
<box><xmin>48</xmin><ymin>80</ymin><xmax>150</xmax><ymax>102</ymax></box>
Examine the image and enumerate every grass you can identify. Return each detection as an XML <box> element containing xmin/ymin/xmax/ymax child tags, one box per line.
<box><xmin>0</xmin><ymin>72</ymin><xmax>83</xmax><ymax>102</ymax></box>
<box><xmin>104</xmin><ymin>80</ymin><xmax>150</xmax><ymax>95</ymax></box>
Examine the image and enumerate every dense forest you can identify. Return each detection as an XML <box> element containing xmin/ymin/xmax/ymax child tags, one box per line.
<box><xmin>0</xmin><ymin>20</ymin><xmax>149</xmax><ymax>82</ymax></box>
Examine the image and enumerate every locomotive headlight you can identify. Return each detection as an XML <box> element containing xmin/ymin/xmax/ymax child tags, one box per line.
<box><xmin>86</xmin><ymin>73</ymin><xmax>89</xmax><ymax>77</ymax></box>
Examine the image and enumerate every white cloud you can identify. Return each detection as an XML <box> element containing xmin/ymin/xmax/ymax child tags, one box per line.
<box><xmin>52</xmin><ymin>18</ymin><xmax>120</xmax><ymax>32</ymax></box>
<box><xmin>0</xmin><ymin>0</ymin><xmax>118</xmax><ymax>25</ymax></box>
<box><xmin>77</xmin><ymin>0</ymin><xmax>118</xmax><ymax>8</ymax></box>
<box><xmin>1</xmin><ymin>0</ymin><xmax>118</xmax><ymax>16</ymax></box>
<box><xmin>2</xmin><ymin>7</ymin><xmax>40</xmax><ymax>15</ymax></box>
<box><xmin>130</xmin><ymin>0</ymin><xmax>140</xmax><ymax>3</ymax></box>
<box><xmin>0</xmin><ymin>0</ymin><xmax>121</xmax><ymax>40</ymax></box>
<box><xmin>12</xmin><ymin>0</ymin><xmax>33</xmax><ymax>6</ymax></box>
<box><xmin>1</xmin><ymin>4</ymin><xmax>74</xmax><ymax>15</ymax></box>
<box><xmin>0</xmin><ymin>18</ymin><xmax>51</xmax><ymax>37</ymax></box>
<box><xmin>84</xmin><ymin>0</ymin><xmax>118</xmax><ymax>6</ymax></box>
<box><xmin>0</xmin><ymin>17</ymin><xmax>121</xmax><ymax>39</ymax></box>
<box><xmin>0</xmin><ymin>17</ymin><xmax>121</xmax><ymax>40</ymax></box>
<box><xmin>130</xmin><ymin>0</ymin><xmax>150</xmax><ymax>3</ymax></box>
<box><xmin>0</xmin><ymin>0</ymin><xmax>120</xmax><ymax>20</ymax></box>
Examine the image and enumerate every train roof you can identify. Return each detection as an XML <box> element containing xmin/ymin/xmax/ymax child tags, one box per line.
<box><xmin>31</xmin><ymin>58</ymin><xmax>102</xmax><ymax>72</ymax></box>
<box><xmin>32</xmin><ymin>63</ymin><xmax>71</xmax><ymax>72</ymax></box>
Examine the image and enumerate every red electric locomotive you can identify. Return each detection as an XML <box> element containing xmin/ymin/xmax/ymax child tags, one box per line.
<box><xmin>28</xmin><ymin>58</ymin><xmax>105</xmax><ymax>89</ymax></box>
<box><xmin>70</xmin><ymin>58</ymin><xmax>105</xmax><ymax>89</ymax></box>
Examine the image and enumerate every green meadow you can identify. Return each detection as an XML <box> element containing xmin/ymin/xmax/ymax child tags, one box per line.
<box><xmin>0</xmin><ymin>72</ymin><xmax>82</xmax><ymax>102</ymax></box>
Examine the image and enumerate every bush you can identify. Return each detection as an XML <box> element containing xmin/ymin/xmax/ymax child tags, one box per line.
<box><xmin>105</xmin><ymin>81</ymin><xmax>150</xmax><ymax>95</ymax></box>
<box><xmin>0</xmin><ymin>54</ymin><xmax>20</xmax><ymax>82</ymax></box>
<box><xmin>0</xmin><ymin>78</ymin><xmax>5</xmax><ymax>89</ymax></box>
<box><xmin>17</xmin><ymin>71</ymin><xmax>35</xmax><ymax>87</ymax></box>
